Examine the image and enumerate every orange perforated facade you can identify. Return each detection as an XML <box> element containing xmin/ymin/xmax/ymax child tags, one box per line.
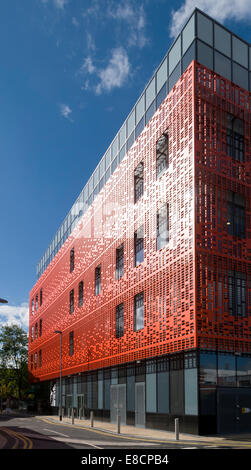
<box><xmin>29</xmin><ymin>61</ymin><xmax>196</xmax><ymax>382</ymax></box>
<box><xmin>29</xmin><ymin>58</ymin><xmax>251</xmax><ymax>435</ymax></box>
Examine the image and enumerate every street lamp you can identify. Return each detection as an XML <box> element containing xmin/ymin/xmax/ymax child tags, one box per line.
<box><xmin>54</xmin><ymin>330</ymin><xmax>62</xmax><ymax>421</ymax></box>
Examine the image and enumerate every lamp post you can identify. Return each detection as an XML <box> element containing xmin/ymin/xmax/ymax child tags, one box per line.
<box><xmin>54</xmin><ymin>330</ymin><xmax>62</xmax><ymax>421</ymax></box>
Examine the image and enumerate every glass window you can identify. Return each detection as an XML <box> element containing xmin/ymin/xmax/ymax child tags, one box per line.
<box><xmin>105</xmin><ymin>166</ymin><xmax>111</xmax><ymax>183</ymax></box>
<box><xmin>182</xmin><ymin>13</ymin><xmax>195</xmax><ymax>54</ymax></box>
<box><xmin>127</xmin><ymin>131</ymin><xmax>135</xmax><ymax>151</ymax></box>
<box><xmin>145</xmin><ymin>101</ymin><xmax>155</xmax><ymax>125</ymax></box>
<box><xmin>232</xmin><ymin>36</ymin><xmax>248</xmax><ymax>68</ymax></box>
<box><xmin>157</xmin><ymin>371</ymin><xmax>169</xmax><ymax>413</ymax></box>
<box><xmin>98</xmin><ymin>371</ymin><xmax>103</xmax><ymax>409</ymax></box>
<box><xmin>227</xmin><ymin>270</ymin><xmax>246</xmax><ymax>317</ymax></box>
<box><xmin>237</xmin><ymin>357</ymin><xmax>251</xmax><ymax>375</ymax></box>
<box><xmin>116</xmin><ymin>244</ymin><xmax>124</xmax><ymax>279</ymax></box>
<box><xmin>127</xmin><ymin>110</ymin><xmax>135</xmax><ymax>137</ymax></box>
<box><xmin>112</xmin><ymin>136</ymin><xmax>118</xmax><ymax>159</ymax></box>
<box><xmin>214</xmin><ymin>51</ymin><xmax>231</xmax><ymax>81</ymax></box>
<box><xmin>197</xmin><ymin>40</ymin><xmax>213</xmax><ymax>70</ymax></box>
<box><xmin>134</xmin><ymin>162</ymin><xmax>144</xmax><ymax>202</ymax></box>
<box><xmin>70</xmin><ymin>289</ymin><xmax>74</xmax><ymax>314</ymax></box>
<box><xmin>182</xmin><ymin>41</ymin><xmax>195</xmax><ymax>73</ymax></box>
<box><xmin>237</xmin><ymin>357</ymin><xmax>251</xmax><ymax>386</ymax></box>
<box><xmin>146</xmin><ymin>370</ymin><xmax>157</xmax><ymax>412</ymax></box>
<box><xmin>111</xmin><ymin>156</ymin><xmax>118</xmax><ymax>174</ymax></box>
<box><xmin>214</xmin><ymin>24</ymin><xmax>231</xmax><ymax>57</ymax></box>
<box><xmin>78</xmin><ymin>281</ymin><xmax>83</xmax><ymax>307</ymax></box>
<box><xmin>156</xmin><ymin>131</ymin><xmax>168</xmax><ymax>176</ymax></box>
<box><xmin>39</xmin><ymin>319</ymin><xmax>42</xmax><ymax>337</ymax></box>
<box><xmin>127</xmin><ymin>374</ymin><xmax>135</xmax><ymax>411</ymax></box>
<box><xmin>134</xmin><ymin>225</ymin><xmax>144</xmax><ymax>266</ymax></box>
<box><xmin>104</xmin><ymin>376</ymin><xmax>111</xmax><ymax>410</ymax></box>
<box><xmin>145</xmin><ymin>77</ymin><xmax>155</xmax><ymax>109</ymax></box>
<box><xmin>156</xmin><ymin>83</ymin><xmax>167</xmax><ymax>109</ymax></box>
<box><xmin>199</xmin><ymin>352</ymin><xmax>217</xmax><ymax>385</ymax></box>
<box><xmin>116</xmin><ymin>303</ymin><xmax>124</xmax><ymax>338</ymax></box>
<box><xmin>157</xmin><ymin>203</ymin><xmax>169</xmax><ymax>250</ymax></box>
<box><xmin>218</xmin><ymin>354</ymin><xmax>236</xmax><ymax>386</ymax></box>
<box><xmin>105</xmin><ymin>148</ymin><xmax>111</xmax><ymax>169</ymax></box>
<box><xmin>233</xmin><ymin>62</ymin><xmax>248</xmax><ymax>89</ymax></box>
<box><xmin>134</xmin><ymin>292</ymin><xmax>144</xmax><ymax>331</ymax></box>
<box><xmin>119</xmin><ymin>124</ymin><xmax>126</xmax><ymax>148</ymax></box>
<box><xmin>95</xmin><ymin>265</ymin><xmax>101</xmax><ymax>296</ymax></box>
<box><xmin>197</xmin><ymin>11</ymin><xmax>213</xmax><ymax>46</ymax></box>
<box><xmin>225</xmin><ymin>113</ymin><xmax>244</xmax><ymax>162</ymax></box>
<box><xmin>119</xmin><ymin>145</ymin><xmax>126</xmax><ymax>163</ymax></box>
<box><xmin>70</xmin><ymin>248</ymin><xmax>74</xmax><ymax>272</ymax></box>
<box><xmin>157</xmin><ymin>58</ymin><xmax>167</xmax><ymax>93</ymax></box>
<box><xmin>227</xmin><ymin>191</ymin><xmax>245</xmax><ymax>238</ymax></box>
<box><xmin>136</xmin><ymin>94</ymin><xmax>145</xmax><ymax>124</ymax></box>
<box><xmin>135</xmin><ymin>117</ymin><xmax>144</xmax><ymax>139</ymax></box>
<box><xmin>169</xmin><ymin>36</ymin><xmax>181</xmax><ymax>75</ymax></box>
<box><xmin>184</xmin><ymin>369</ymin><xmax>198</xmax><ymax>415</ymax></box>
<box><xmin>99</xmin><ymin>158</ymin><xmax>105</xmax><ymax>177</ymax></box>
<box><xmin>69</xmin><ymin>331</ymin><xmax>74</xmax><ymax>356</ymax></box>
<box><xmin>170</xmin><ymin>369</ymin><xmax>184</xmax><ymax>414</ymax></box>
<box><xmin>168</xmin><ymin>62</ymin><xmax>181</xmax><ymax>91</ymax></box>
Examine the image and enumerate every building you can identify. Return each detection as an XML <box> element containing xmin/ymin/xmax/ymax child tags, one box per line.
<box><xmin>29</xmin><ymin>9</ymin><xmax>251</xmax><ymax>435</ymax></box>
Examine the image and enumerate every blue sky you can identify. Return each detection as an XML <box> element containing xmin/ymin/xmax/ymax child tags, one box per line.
<box><xmin>0</xmin><ymin>0</ymin><xmax>250</xmax><ymax>331</ymax></box>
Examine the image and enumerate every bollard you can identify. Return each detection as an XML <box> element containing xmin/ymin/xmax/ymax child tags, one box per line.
<box><xmin>90</xmin><ymin>410</ymin><xmax>94</xmax><ymax>428</ymax></box>
<box><xmin>68</xmin><ymin>407</ymin><xmax>70</xmax><ymax>419</ymax></box>
<box><xmin>117</xmin><ymin>409</ymin><xmax>121</xmax><ymax>434</ymax></box>
<box><xmin>175</xmin><ymin>418</ymin><xmax>179</xmax><ymax>441</ymax></box>
<box><xmin>72</xmin><ymin>408</ymin><xmax>75</xmax><ymax>425</ymax></box>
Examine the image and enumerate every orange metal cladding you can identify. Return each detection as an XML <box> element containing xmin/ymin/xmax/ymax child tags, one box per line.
<box><xmin>195</xmin><ymin>63</ymin><xmax>251</xmax><ymax>353</ymax></box>
<box><xmin>29</xmin><ymin>61</ymin><xmax>206</xmax><ymax>383</ymax></box>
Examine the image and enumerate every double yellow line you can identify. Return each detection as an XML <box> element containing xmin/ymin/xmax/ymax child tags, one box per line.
<box><xmin>1</xmin><ymin>427</ymin><xmax>33</xmax><ymax>449</ymax></box>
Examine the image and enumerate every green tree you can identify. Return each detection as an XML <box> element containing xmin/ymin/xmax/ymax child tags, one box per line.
<box><xmin>0</xmin><ymin>324</ymin><xmax>29</xmax><ymax>400</ymax></box>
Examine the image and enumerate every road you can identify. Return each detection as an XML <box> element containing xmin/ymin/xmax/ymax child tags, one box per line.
<box><xmin>1</xmin><ymin>413</ymin><xmax>251</xmax><ymax>452</ymax></box>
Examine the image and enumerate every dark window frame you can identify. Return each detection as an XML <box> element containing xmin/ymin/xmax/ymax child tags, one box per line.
<box><xmin>156</xmin><ymin>131</ymin><xmax>168</xmax><ymax>177</ymax></box>
<box><xmin>78</xmin><ymin>280</ymin><xmax>84</xmax><ymax>307</ymax></box>
<box><xmin>70</xmin><ymin>289</ymin><xmax>74</xmax><ymax>314</ymax></box>
<box><xmin>134</xmin><ymin>226</ymin><xmax>144</xmax><ymax>266</ymax></box>
<box><xmin>116</xmin><ymin>303</ymin><xmax>124</xmax><ymax>338</ymax></box>
<box><xmin>157</xmin><ymin>203</ymin><xmax>169</xmax><ymax>250</ymax></box>
<box><xmin>226</xmin><ymin>113</ymin><xmax>244</xmax><ymax>163</ymax></box>
<box><xmin>95</xmin><ymin>265</ymin><xmax>101</xmax><ymax>296</ymax></box>
<box><xmin>134</xmin><ymin>162</ymin><xmax>144</xmax><ymax>203</ymax></box>
<box><xmin>70</xmin><ymin>248</ymin><xmax>75</xmax><ymax>272</ymax></box>
<box><xmin>227</xmin><ymin>191</ymin><xmax>245</xmax><ymax>238</ymax></box>
<box><xmin>134</xmin><ymin>292</ymin><xmax>144</xmax><ymax>331</ymax></box>
<box><xmin>69</xmin><ymin>331</ymin><xmax>74</xmax><ymax>356</ymax></box>
<box><xmin>116</xmin><ymin>244</ymin><xmax>124</xmax><ymax>280</ymax></box>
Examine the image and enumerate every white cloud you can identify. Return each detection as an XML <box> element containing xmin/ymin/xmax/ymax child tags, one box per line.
<box><xmin>0</xmin><ymin>302</ymin><xmax>29</xmax><ymax>331</ymax></box>
<box><xmin>81</xmin><ymin>56</ymin><xmax>96</xmax><ymax>74</ymax></box>
<box><xmin>170</xmin><ymin>0</ymin><xmax>251</xmax><ymax>38</ymax></box>
<box><xmin>60</xmin><ymin>103</ymin><xmax>73</xmax><ymax>121</ymax></box>
<box><xmin>54</xmin><ymin>0</ymin><xmax>68</xmax><ymax>9</ymax></box>
<box><xmin>95</xmin><ymin>47</ymin><xmax>130</xmax><ymax>94</ymax></box>
<box><xmin>107</xmin><ymin>1</ymin><xmax>148</xmax><ymax>48</ymax></box>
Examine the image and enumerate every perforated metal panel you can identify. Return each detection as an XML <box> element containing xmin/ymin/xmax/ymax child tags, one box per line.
<box><xmin>28</xmin><ymin>60</ymin><xmax>251</xmax><ymax>386</ymax></box>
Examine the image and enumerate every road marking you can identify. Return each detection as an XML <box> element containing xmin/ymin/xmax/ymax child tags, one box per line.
<box><xmin>53</xmin><ymin>437</ymin><xmax>103</xmax><ymax>449</ymax></box>
<box><xmin>43</xmin><ymin>428</ymin><xmax>69</xmax><ymax>437</ymax></box>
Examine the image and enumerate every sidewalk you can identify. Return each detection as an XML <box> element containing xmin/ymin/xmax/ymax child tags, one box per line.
<box><xmin>38</xmin><ymin>414</ymin><xmax>233</xmax><ymax>445</ymax></box>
